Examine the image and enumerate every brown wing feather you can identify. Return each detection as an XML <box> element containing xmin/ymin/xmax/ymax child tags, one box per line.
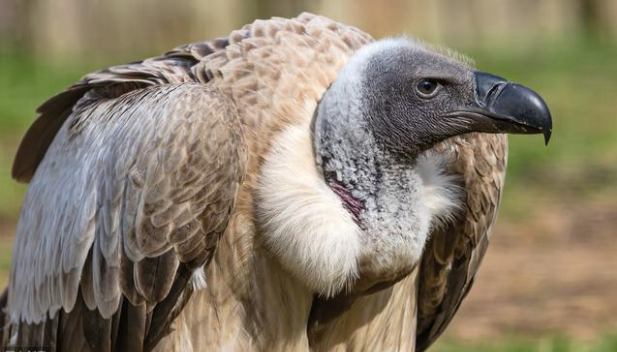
<box><xmin>416</xmin><ymin>133</ymin><xmax>507</xmax><ymax>352</ymax></box>
<box><xmin>11</xmin><ymin>37</ymin><xmax>234</xmax><ymax>183</ymax></box>
<box><xmin>3</xmin><ymin>83</ymin><xmax>247</xmax><ymax>351</ymax></box>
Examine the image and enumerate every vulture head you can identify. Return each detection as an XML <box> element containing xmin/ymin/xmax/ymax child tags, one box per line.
<box><xmin>258</xmin><ymin>37</ymin><xmax>552</xmax><ymax>299</ymax></box>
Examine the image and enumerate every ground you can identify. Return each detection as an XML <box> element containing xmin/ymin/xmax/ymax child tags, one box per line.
<box><xmin>441</xmin><ymin>200</ymin><xmax>617</xmax><ymax>344</ymax></box>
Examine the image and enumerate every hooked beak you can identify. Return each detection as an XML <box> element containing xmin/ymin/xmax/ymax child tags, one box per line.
<box><xmin>451</xmin><ymin>71</ymin><xmax>553</xmax><ymax>145</ymax></box>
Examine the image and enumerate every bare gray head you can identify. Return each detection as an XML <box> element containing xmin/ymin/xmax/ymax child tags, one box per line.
<box><xmin>312</xmin><ymin>38</ymin><xmax>552</xmax><ymax>291</ymax></box>
<box><xmin>314</xmin><ymin>38</ymin><xmax>552</xmax><ymax>166</ymax></box>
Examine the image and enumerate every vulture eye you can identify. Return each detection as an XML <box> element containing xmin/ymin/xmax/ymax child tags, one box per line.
<box><xmin>416</xmin><ymin>79</ymin><xmax>440</xmax><ymax>98</ymax></box>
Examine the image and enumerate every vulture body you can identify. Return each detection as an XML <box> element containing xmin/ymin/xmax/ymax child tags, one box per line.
<box><xmin>1</xmin><ymin>13</ymin><xmax>552</xmax><ymax>352</ymax></box>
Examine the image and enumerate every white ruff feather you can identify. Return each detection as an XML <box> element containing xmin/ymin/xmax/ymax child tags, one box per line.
<box><xmin>256</xmin><ymin>118</ymin><xmax>362</xmax><ymax>297</ymax></box>
<box><xmin>417</xmin><ymin>151</ymin><xmax>464</xmax><ymax>230</ymax></box>
<box><xmin>190</xmin><ymin>267</ymin><xmax>208</xmax><ymax>291</ymax></box>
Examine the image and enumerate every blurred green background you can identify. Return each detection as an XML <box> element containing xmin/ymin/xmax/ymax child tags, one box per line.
<box><xmin>1</xmin><ymin>0</ymin><xmax>616</xmax><ymax>351</ymax></box>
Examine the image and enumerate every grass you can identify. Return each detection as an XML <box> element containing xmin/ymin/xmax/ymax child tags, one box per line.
<box><xmin>431</xmin><ymin>334</ymin><xmax>617</xmax><ymax>352</ymax></box>
<box><xmin>467</xmin><ymin>39</ymin><xmax>617</xmax><ymax>219</ymax></box>
<box><xmin>0</xmin><ymin>48</ymin><xmax>100</xmax><ymax>224</ymax></box>
<box><xmin>0</xmin><ymin>235</ymin><xmax>10</xmax><ymax>287</ymax></box>
<box><xmin>475</xmin><ymin>40</ymin><xmax>617</xmax><ymax>173</ymax></box>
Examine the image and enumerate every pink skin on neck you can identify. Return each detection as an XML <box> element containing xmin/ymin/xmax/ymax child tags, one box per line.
<box><xmin>328</xmin><ymin>180</ymin><xmax>364</xmax><ymax>224</ymax></box>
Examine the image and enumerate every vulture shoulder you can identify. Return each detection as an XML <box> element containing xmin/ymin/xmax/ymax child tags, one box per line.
<box><xmin>3</xmin><ymin>83</ymin><xmax>247</xmax><ymax>351</ymax></box>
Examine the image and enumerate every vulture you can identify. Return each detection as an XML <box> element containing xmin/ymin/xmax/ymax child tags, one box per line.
<box><xmin>0</xmin><ymin>13</ymin><xmax>552</xmax><ymax>352</ymax></box>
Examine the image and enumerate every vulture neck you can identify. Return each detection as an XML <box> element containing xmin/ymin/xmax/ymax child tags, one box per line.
<box><xmin>313</xmin><ymin>84</ymin><xmax>461</xmax><ymax>293</ymax></box>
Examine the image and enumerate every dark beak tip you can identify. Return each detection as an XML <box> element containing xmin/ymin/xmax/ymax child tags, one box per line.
<box><xmin>544</xmin><ymin>129</ymin><xmax>552</xmax><ymax>145</ymax></box>
<box><xmin>532</xmin><ymin>94</ymin><xmax>553</xmax><ymax>145</ymax></box>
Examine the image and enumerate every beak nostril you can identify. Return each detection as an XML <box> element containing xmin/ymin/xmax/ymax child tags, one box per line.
<box><xmin>474</xmin><ymin>71</ymin><xmax>507</xmax><ymax>106</ymax></box>
<box><xmin>483</xmin><ymin>82</ymin><xmax>507</xmax><ymax>109</ymax></box>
